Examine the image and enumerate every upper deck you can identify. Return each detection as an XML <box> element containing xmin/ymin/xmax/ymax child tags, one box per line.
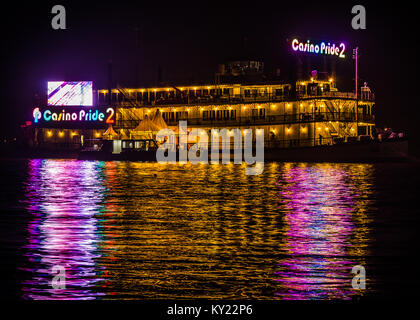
<box><xmin>95</xmin><ymin>80</ymin><xmax>375</xmax><ymax>109</ymax></box>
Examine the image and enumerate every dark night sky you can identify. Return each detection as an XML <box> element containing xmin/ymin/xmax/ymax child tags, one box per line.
<box><xmin>0</xmin><ymin>1</ymin><xmax>417</xmax><ymax>138</ymax></box>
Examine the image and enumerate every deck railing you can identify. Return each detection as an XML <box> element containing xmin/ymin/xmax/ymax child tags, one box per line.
<box><xmin>104</xmin><ymin>90</ymin><xmax>374</xmax><ymax>109</ymax></box>
<box><xmin>115</xmin><ymin>112</ymin><xmax>375</xmax><ymax>129</ymax></box>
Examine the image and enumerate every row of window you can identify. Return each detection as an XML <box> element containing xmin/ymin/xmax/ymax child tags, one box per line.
<box><xmin>297</xmin><ymin>83</ymin><xmax>331</xmax><ymax>95</ymax></box>
<box><xmin>244</xmin><ymin>88</ymin><xmax>290</xmax><ymax>97</ymax></box>
<box><xmin>161</xmin><ymin>109</ymin><xmax>267</xmax><ymax>121</ymax></box>
<box><xmin>99</xmin><ymin>88</ymin><xmax>289</xmax><ymax>103</ymax></box>
<box><xmin>162</xmin><ymin>111</ymin><xmax>189</xmax><ymax>121</ymax></box>
<box><xmin>203</xmin><ymin>110</ymin><xmax>237</xmax><ymax>120</ymax></box>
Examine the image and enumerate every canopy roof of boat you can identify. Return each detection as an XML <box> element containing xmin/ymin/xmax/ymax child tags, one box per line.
<box><xmin>151</xmin><ymin>109</ymin><xmax>168</xmax><ymax>129</ymax></box>
<box><xmin>132</xmin><ymin>114</ymin><xmax>161</xmax><ymax>132</ymax></box>
<box><xmin>103</xmin><ymin>124</ymin><xmax>119</xmax><ymax>138</ymax></box>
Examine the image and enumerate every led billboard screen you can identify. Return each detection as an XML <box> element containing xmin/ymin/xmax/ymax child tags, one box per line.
<box><xmin>48</xmin><ymin>81</ymin><xmax>93</xmax><ymax>106</ymax></box>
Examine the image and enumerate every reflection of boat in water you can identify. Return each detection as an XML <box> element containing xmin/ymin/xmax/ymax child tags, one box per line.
<box><xmin>78</xmin><ymin>139</ymin><xmax>159</xmax><ymax>161</ymax></box>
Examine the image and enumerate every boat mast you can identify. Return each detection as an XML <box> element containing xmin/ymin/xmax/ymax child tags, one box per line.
<box><xmin>353</xmin><ymin>47</ymin><xmax>359</xmax><ymax>134</ymax></box>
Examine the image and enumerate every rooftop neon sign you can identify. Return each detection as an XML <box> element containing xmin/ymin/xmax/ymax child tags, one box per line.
<box><xmin>291</xmin><ymin>38</ymin><xmax>346</xmax><ymax>58</ymax></box>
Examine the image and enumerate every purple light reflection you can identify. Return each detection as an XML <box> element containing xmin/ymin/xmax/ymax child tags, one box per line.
<box><xmin>274</xmin><ymin>163</ymin><xmax>372</xmax><ymax>300</ymax></box>
<box><xmin>21</xmin><ymin>159</ymin><xmax>107</xmax><ymax>300</ymax></box>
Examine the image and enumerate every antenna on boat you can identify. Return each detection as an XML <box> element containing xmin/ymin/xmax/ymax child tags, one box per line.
<box><xmin>353</xmin><ymin>47</ymin><xmax>359</xmax><ymax>99</ymax></box>
<box><xmin>353</xmin><ymin>47</ymin><xmax>359</xmax><ymax>132</ymax></box>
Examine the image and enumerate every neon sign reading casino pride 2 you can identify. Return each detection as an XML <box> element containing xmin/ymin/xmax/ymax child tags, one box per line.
<box><xmin>33</xmin><ymin>107</ymin><xmax>115</xmax><ymax>124</ymax></box>
<box><xmin>291</xmin><ymin>38</ymin><xmax>346</xmax><ymax>58</ymax></box>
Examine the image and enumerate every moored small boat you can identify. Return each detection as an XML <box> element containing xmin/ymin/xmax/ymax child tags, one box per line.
<box><xmin>78</xmin><ymin>138</ymin><xmax>159</xmax><ymax>161</ymax></box>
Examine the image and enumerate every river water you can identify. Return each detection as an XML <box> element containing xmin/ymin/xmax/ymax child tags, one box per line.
<box><xmin>0</xmin><ymin>159</ymin><xmax>418</xmax><ymax>300</ymax></box>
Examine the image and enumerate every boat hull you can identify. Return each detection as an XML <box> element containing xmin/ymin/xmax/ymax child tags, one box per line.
<box><xmin>76</xmin><ymin>140</ymin><xmax>410</xmax><ymax>163</ymax></box>
<box><xmin>264</xmin><ymin>140</ymin><xmax>410</xmax><ymax>163</ymax></box>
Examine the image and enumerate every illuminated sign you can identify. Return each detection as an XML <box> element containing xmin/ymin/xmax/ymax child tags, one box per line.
<box><xmin>48</xmin><ymin>81</ymin><xmax>93</xmax><ymax>106</ymax></box>
<box><xmin>291</xmin><ymin>38</ymin><xmax>346</xmax><ymax>58</ymax></box>
<box><xmin>33</xmin><ymin>108</ymin><xmax>42</xmax><ymax>123</ymax></box>
<box><xmin>33</xmin><ymin>107</ymin><xmax>115</xmax><ymax>128</ymax></box>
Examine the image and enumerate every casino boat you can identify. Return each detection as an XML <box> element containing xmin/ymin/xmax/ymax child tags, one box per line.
<box><xmin>22</xmin><ymin>39</ymin><xmax>410</xmax><ymax>162</ymax></box>
<box><xmin>28</xmin><ymin>71</ymin><xmax>377</xmax><ymax>158</ymax></box>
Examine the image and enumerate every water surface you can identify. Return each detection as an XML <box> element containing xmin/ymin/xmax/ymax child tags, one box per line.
<box><xmin>0</xmin><ymin>159</ymin><xmax>417</xmax><ymax>300</ymax></box>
